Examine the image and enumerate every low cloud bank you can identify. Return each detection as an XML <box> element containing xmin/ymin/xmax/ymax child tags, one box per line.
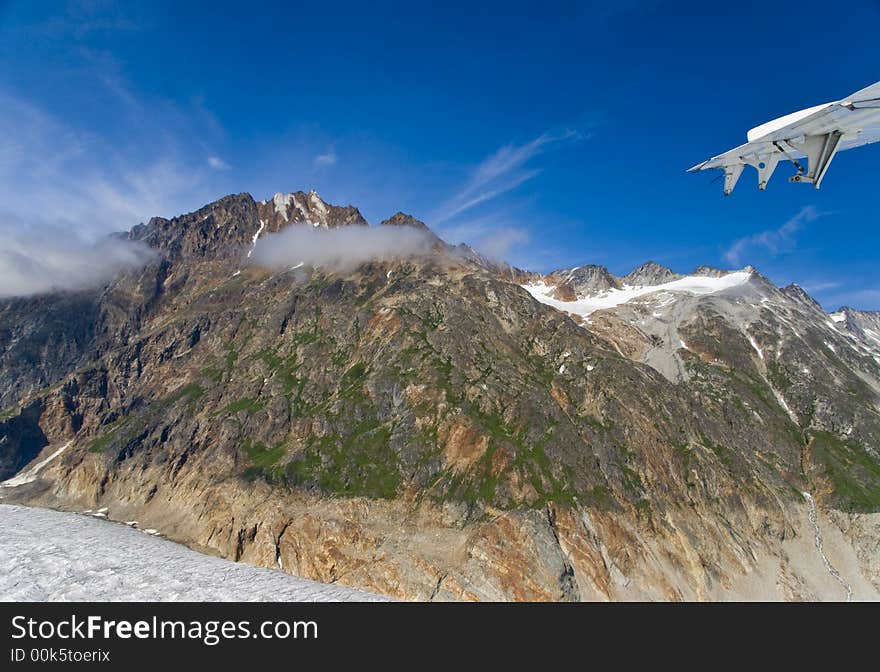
<box><xmin>0</xmin><ymin>224</ymin><xmax>157</xmax><ymax>299</ymax></box>
<box><xmin>249</xmin><ymin>224</ymin><xmax>434</xmax><ymax>272</ymax></box>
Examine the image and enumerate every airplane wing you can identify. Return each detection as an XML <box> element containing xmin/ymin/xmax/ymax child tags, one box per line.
<box><xmin>689</xmin><ymin>80</ymin><xmax>880</xmax><ymax>195</ymax></box>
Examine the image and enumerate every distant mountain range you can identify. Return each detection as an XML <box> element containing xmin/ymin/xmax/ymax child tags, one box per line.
<box><xmin>1</xmin><ymin>190</ymin><xmax>879</xmax><ymax>601</ymax></box>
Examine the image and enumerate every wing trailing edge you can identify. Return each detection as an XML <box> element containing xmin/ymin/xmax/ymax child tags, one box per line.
<box><xmin>690</xmin><ymin>80</ymin><xmax>880</xmax><ymax>195</ymax></box>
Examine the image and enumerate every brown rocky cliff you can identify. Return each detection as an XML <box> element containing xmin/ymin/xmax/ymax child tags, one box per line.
<box><xmin>1</xmin><ymin>190</ymin><xmax>878</xmax><ymax>600</ymax></box>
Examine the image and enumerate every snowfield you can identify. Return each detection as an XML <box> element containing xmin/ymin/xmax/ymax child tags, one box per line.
<box><xmin>0</xmin><ymin>505</ymin><xmax>387</xmax><ymax>602</ymax></box>
<box><xmin>521</xmin><ymin>270</ymin><xmax>753</xmax><ymax>319</ymax></box>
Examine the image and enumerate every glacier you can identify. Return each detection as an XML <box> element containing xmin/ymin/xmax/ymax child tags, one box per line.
<box><xmin>0</xmin><ymin>505</ymin><xmax>387</xmax><ymax>602</ymax></box>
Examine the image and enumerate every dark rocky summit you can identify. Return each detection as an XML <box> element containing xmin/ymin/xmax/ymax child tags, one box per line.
<box><xmin>622</xmin><ymin>261</ymin><xmax>681</xmax><ymax>287</ymax></box>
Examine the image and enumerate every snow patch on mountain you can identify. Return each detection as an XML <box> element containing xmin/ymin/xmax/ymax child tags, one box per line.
<box><xmin>246</xmin><ymin>220</ymin><xmax>266</xmax><ymax>259</ymax></box>
<box><xmin>522</xmin><ymin>270</ymin><xmax>753</xmax><ymax>318</ymax></box>
<box><xmin>272</xmin><ymin>192</ymin><xmax>292</xmax><ymax>221</ymax></box>
<box><xmin>748</xmin><ymin>334</ymin><xmax>765</xmax><ymax>361</ymax></box>
<box><xmin>308</xmin><ymin>190</ymin><xmax>328</xmax><ymax>216</ymax></box>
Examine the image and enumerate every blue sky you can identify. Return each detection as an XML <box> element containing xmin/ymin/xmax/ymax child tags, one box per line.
<box><xmin>1</xmin><ymin>0</ymin><xmax>878</xmax><ymax>309</ymax></box>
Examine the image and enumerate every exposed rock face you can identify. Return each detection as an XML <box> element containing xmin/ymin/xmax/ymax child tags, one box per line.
<box><xmin>691</xmin><ymin>265</ymin><xmax>728</xmax><ymax>278</ymax></box>
<box><xmin>0</xmin><ymin>292</ymin><xmax>102</xmax><ymax>409</ymax></box>
<box><xmin>830</xmin><ymin>306</ymin><xmax>880</xmax><ymax>354</ymax></box>
<box><xmin>781</xmin><ymin>283</ymin><xmax>823</xmax><ymax>311</ymax></box>
<box><xmin>130</xmin><ymin>193</ymin><xmax>262</xmax><ymax>261</ymax></box>
<box><xmin>0</xmin><ymin>401</ymin><xmax>46</xmax><ymax>480</ymax></box>
<box><xmin>258</xmin><ymin>191</ymin><xmax>368</xmax><ymax>231</ymax></box>
<box><xmin>380</xmin><ymin>213</ymin><xmax>446</xmax><ymax>251</ymax></box>
<box><xmin>546</xmin><ymin>265</ymin><xmax>619</xmax><ymax>297</ymax></box>
<box><xmin>2</xmin><ymin>189</ymin><xmax>879</xmax><ymax>601</ymax></box>
<box><xmin>622</xmin><ymin>261</ymin><xmax>681</xmax><ymax>287</ymax></box>
<box><xmin>380</xmin><ymin>212</ymin><xmax>429</xmax><ymax>231</ymax></box>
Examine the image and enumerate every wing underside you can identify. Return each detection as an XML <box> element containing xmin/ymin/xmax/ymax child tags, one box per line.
<box><xmin>690</xmin><ymin>81</ymin><xmax>880</xmax><ymax>194</ymax></box>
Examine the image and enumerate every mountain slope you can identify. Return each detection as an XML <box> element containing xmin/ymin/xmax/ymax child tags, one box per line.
<box><xmin>525</xmin><ymin>264</ymin><xmax>880</xmax><ymax>513</ymax></box>
<box><xmin>2</xmin><ymin>190</ymin><xmax>879</xmax><ymax>600</ymax></box>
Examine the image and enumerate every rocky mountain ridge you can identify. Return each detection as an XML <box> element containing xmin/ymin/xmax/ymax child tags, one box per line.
<box><xmin>1</xmin><ymin>189</ymin><xmax>879</xmax><ymax>601</ymax></box>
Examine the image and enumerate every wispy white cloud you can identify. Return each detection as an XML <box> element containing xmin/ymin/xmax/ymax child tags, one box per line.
<box><xmin>249</xmin><ymin>223</ymin><xmax>433</xmax><ymax>273</ymax></box>
<box><xmin>723</xmin><ymin>206</ymin><xmax>821</xmax><ymax>266</ymax></box>
<box><xmin>440</xmin><ymin>170</ymin><xmax>541</xmax><ymax>222</ymax></box>
<box><xmin>0</xmin><ymin>85</ymin><xmax>223</xmax><ymax>297</ymax></box>
<box><xmin>820</xmin><ymin>287</ymin><xmax>880</xmax><ymax>310</ymax></box>
<box><xmin>434</xmin><ymin>129</ymin><xmax>582</xmax><ymax>222</ymax></box>
<box><xmin>0</xmin><ymin>220</ymin><xmax>156</xmax><ymax>298</ymax></box>
<box><xmin>207</xmin><ymin>155</ymin><xmax>230</xmax><ymax>170</ymax></box>
<box><xmin>801</xmin><ymin>280</ymin><xmax>842</xmax><ymax>293</ymax></box>
<box><xmin>313</xmin><ymin>149</ymin><xmax>337</xmax><ymax>168</ymax></box>
<box><xmin>437</xmin><ymin>214</ymin><xmax>531</xmax><ymax>262</ymax></box>
<box><xmin>476</xmin><ymin>227</ymin><xmax>530</xmax><ymax>261</ymax></box>
<box><xmin>0</xmin><ymin>91</ymin><xmax>210</xmax><ymax>232</ymax></box>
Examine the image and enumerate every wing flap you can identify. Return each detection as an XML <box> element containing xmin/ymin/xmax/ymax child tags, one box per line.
<box><xmin>687</xmin><ymin>140</ymin><xmax>778</xmax><ymax>171</ymax></box>
<box><xmin>690</xmin><ymin>80</ymin><xmax>880</xmax><ymax>193</ymax></box>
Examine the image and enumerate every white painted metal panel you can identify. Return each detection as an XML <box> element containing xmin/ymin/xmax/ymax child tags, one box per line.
<box><xmin>690</xmin><ymin>80</ymin><xmax>880</xmax><ymax>193</ymax></box>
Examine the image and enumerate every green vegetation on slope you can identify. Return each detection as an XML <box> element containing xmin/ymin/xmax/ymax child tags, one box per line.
<box><xmin>810</xmin><ymin>430</ymin><xmax>880</xmax><ymax>513</ymax></box>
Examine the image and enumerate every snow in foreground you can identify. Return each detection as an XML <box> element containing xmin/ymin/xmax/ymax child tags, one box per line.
<box><xmin>0</xmin><ymin>505</ymin><xmax>387</xmax><ymax>602</ymax></box>
<box><xmin>521</xmin><ymin>270</ymin><xmax>753</xmax><ymax>319</ymax></box>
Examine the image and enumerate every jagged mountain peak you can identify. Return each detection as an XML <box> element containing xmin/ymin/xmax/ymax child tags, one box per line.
<box><xmin>622</xmin><ymin>261</ymin><xmax>681</xmax><ymax>287</ymax></box>
<box><xmin>690</xmin><ymin>265</ymin><xmax>728</xmax><ymax>278</ymax></box>
<box><xmin>380</xmin><ymin>212</ymin><xmax>447</xmax><ymax>252</ymax></box>
<box><xmin>688</xmin><ymin>264</ymin><xmax>761</xmax><ymax>280</ymax></box>
<box><xmin>830</xmin><ymin>307</ymin><xmax>854</xmax><ymax>329</ymax></box>
<box><xmin>547</xmin><ymin>264</ymin><xmax>620</xmax><ymax>295</ymax></box>
<box><xmin>830</xmin><ymin>305</ymin><xmax>880</xmax><ymax>353</ymax></box>
<box><xmin>380</xmin><ymin>212</ymin><xmax>428</xmax><ymax>230</ymax></box>
<box><xmin>128</xmin><ymin>192</ymin><xmax>261</xmax><ymax>261</ymax></box>
<box><xmin>127</xmin><ymin>189</ymin><xmax>376</xmax><ymax>263</ymax></box>
<box><xmin>260</xmin><ymin>190</ymin><xmax>368</xmax><ymax>231</ymax></box>
<box><xmin>836</xmin><ymin>305</ymin><xmax>880</xmax><ymax>318</ymax></box>
<box><xmin>380</xmin><ymin>212</ymin><xmax>435</xmax><ymax>232</ymax></box>
<box><xmin>781</xmin><ymin>283</ymin><xmax>824</xmax><ymax>312</ymax></box>
<box><xmin>3</xmin><ymin>186</ymin><xmax>880</xmax><ymax>603</ymax></box>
